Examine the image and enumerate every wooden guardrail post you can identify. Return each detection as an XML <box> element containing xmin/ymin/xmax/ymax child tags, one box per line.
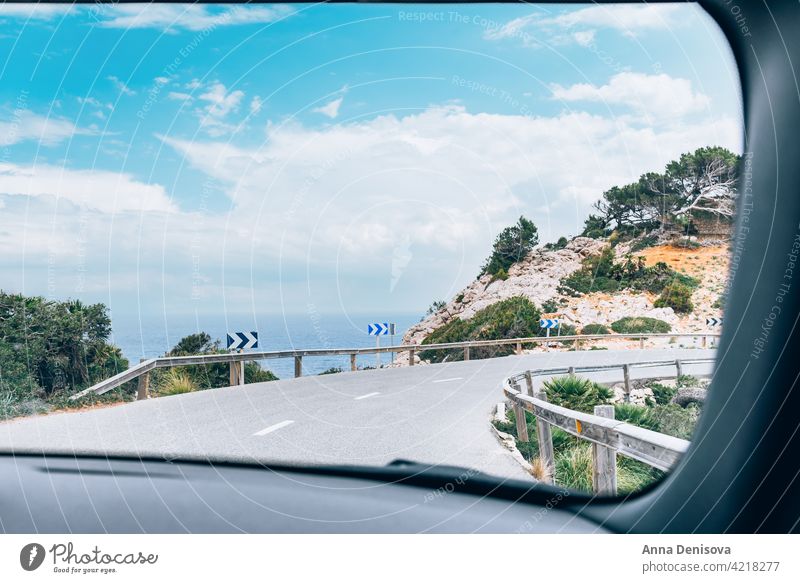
<box><xmin>516</xmin><ymin>341</ymin><xmax>522</xmax><ymax>355</ymax></box>
<box><xmin>294</xmin><ymin>356</ymin><xmax>303</xmax><ymax>378</ymax></box>
<box><xmin>622</xmin><ymin>364</ymin><xmax>631</xmax><ymax>403</ymax></box>
<box><xmin>639</xmin><ymin>337</ymin><xmax>645</xmax><ymax>349</ymax></box>
<box><xmin>514</xmin><ymin>403</ymin><xmax>529</xmax><ymax>443</ymax></box>
<box><xmin>464</xmin><ymin>346</ymin><xmax>470</xmax><ymax>361</ymax></box>
<box><xmin>350</xmin><ymin>354</ymin><xmax>357</xmax><ymax>372</ymax></box>
<box><xmin>702</xmin><ymin>335</ymin><xmax>707</xmax><ymax>348</ymax></box>
<box><xmin>535</xmin><ymin>388</ymin><xmax>555</xmax><ymax>484</ymax></box>
<box><xmin>524</xmin><ymin>371</ymin><xmax>534</xmax><ymax>396</ymax></box>
<box><xmin>409</xmin><ymin>348</ymin><xmax>415</xmax><ymax>366</ymax></box>
<box><xmin>137</xmin><ymin>358</ymin><xmax>150</xmax><ymax>401</ymax></box>
<box><xmin>675</xmin><ymin>359</ymin><xmax>683</xmax><ymax>378</ymax></box>
<box><xmin>592</xmin><ymin>405</ymin><xmax>617</xmax><ymax>495</ymax></box>
<box><xmin>568</xmin><ymin>366</ymin><xmax>575</xmax><ymax>375</ymax></box>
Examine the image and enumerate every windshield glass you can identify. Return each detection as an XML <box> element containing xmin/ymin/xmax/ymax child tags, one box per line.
<box><xmin>0</xmin><ymin>3</ymin><xmax>742</xmax><ymax>496</ymax></box>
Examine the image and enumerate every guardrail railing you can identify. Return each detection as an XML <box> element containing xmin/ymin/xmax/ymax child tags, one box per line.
<box><xmin>71</xmin><ymin>332</ymin><xmax>719</xmax><ymax>401</ymax></box>
<box><xmin>501</xmin><ymin>357</ymin><xmax>713</xmax><ymax>494</ymax></box>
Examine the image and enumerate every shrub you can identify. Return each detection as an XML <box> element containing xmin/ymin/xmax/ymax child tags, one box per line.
<box><xmin>480</xmin><ymin>216</ymin><xmax>539</xmax><ymax>278</ymax></box>
<box><xmin>542</xmin><ymin>375</ymin><xmax>613</xmax><ymax>413</ymax></box>
<box><xmin>651</xmin><ymin>403</ymin><xmax>700</xmax><ymax>439</ymax></box>
<box><xmin>555</xmin><ymin>444</ymin><xmax>593</xmax><ymax>492</ymax></box>
<box><xmin>318</xmin><ymin>367</ymin><xmax>343</xmax><ymax>375</ymax></box>
<box><xmin>581</xmin><ymin>323</ymin><xmax>610</xmax><ymax>335</ymax></box>
<box><xmin>654</xmin><ymin>280</ymin><xmax>695</xmax><ymax>313</ymax></box>
<box><xmin>541</xmin><ymin>299</ymin><xmax>559</xmax><ymax>313</ymax></box>
<box><xmin>630</xmin><ymin>233</ymin><xmax>660</xmax><ymax>252</ymax></box>
<box><xmin>561</xmin><ymin>250</ymin><xmax>698</xmax><ymax>296</ymax></box>
<box><xmin>647</xmin><ymin>382</ymin><xmax>677</xmax><ymax>405</ymax></box>
<box><xmin>611</xmin><ymin>317</ymin><xmax>671</xmax><ymax>334</ymax></box>
<box><xmin>613</xmin><ymin>403</ymin><xmax>660</xmax><ymax>432</ymax></box>
<box><xmin>156</xmin><ymin>369</ymin><xmax>197</xmax><ymax>396</ymax></box>
<box><xmin>426</xmin><ymin>300</ymin><xmax>447</xmax><ymax>316</ymax></box>
<box><xmin>420</xmin><ymin>297</ymin><xmax>541</xmax><ymax>363</ymax></box>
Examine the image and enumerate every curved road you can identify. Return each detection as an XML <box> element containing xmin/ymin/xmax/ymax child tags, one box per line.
<box><xmin>0</xmin><ymin>349</ymin><xmax>714</xmax><ymax>480</ymax></box>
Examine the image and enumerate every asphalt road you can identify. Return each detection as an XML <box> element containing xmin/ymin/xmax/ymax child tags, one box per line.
<box><xmin>0</xmin><ymin>348</ymin><xmax>714</xmax><ymax>480</ymax></box>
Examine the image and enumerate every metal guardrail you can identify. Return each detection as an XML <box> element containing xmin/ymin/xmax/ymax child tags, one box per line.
<box><xmin>70</xmin><ymin>332</ymin><xmax>720</xmax><ymax>401</ymax></box>
<box><xmin>501</xmin><ymin>357</ymin><xmax>712</xmax><ymax>494</ymax></box>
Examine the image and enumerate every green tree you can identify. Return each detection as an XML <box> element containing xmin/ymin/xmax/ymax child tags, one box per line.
<box><xmin>480</xmin><ymin>216</ymin><xmax>539</xmax><ymax>278</ymax></box>
<box><xmin>0</xmin><ymin>292</ymin><xmax>127</xmax><ymax>395</ymax></box>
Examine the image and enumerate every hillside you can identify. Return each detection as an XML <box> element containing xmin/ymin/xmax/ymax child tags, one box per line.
<box><xmin>400</xmin><ymin>237</ymin><xmax>729</xmax><ymax>364</ymax></box>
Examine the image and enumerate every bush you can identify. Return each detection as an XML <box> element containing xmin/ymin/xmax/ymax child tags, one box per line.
<box><xmin>654</xmin><ymin>281</ymin><xmax>695</xmax><ymax>313</ymax></box>
<box><xmin>630</xmin><ymin>233</ymin><xmax>660</xmax><ymax>252</ymax></box>
<box><xmin>613</xmin><ymin>403</ymin><xmax>660</xmax><ymax>432</ymax></box>
<box><xmin>426</xmin><ymin>300</ymin><xmax>446</xmax><ymax>316</ymax></box>
<box><xmin>611</xmin><ymin>317</ymin><xmax>672</xmax><ymax>334</ymax></box>
<box><xmin>420</xmin><ymin>297</ymin><xmax>541</xmax><ymax>363</ymax></box>
<box><xmin>480</xmin><ymin>216</ymin><xmax>539</xmax><ymax>278</ymax></box>
<box><xmin>318</xmin><ymin>367</ymin><xmax>343</xmax><ymax>375</ymax></box>
<box><xmin>581</xmin><ymin>323</ymin><xmax>610</xmax><ymax>335</ymax></box>
<box><xmin>541</xmin><ymin>299</ymin><xmax>559</xmax><ymax>313</ymax></box>
<box><xmin>561</xmin><ymin>249</ymin><xmax>698</xmax><ymax>296</ymax></box>
<box><xmin>555</xmin><ymin>445</ymin><xmax>593</xmax><ymax>492</ymax></box>
<box><xmin>542</xmin><ymin>375</ymin><xmax>613</xmax><ymax>413</ymax></box>
<box><xmin>152</xmin><ymin>332</ymin><xmax>278</xmax><ymax>390</ymax></box>
<box><xmin>647</xmin><ymin>382</ymin><xmax>677</xmax><ymax>405</ymax></box>
<box><xmin>651</xmin><ymin>403</ymin><xmax>700</xmax><ymax>439</ymax></box>
<box><xmin>156</xmin><ymin>369</ymin><xmax>197</xmax><ymax>396</ymax></box>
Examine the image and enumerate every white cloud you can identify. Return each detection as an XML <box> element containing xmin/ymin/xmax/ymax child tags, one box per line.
<box><xmin>168</xmin><ymin>92</ymin><xmax>193</xmax><ymax>102</ymax></box>
<box><xmin>550</xmin><ymin>72</ymin><xmax>711</xmax><ymax>119</ymax></box>
<box><xmin>249</xmin><ymin>96</ymin><xmax>263</xmax><ymax>115</ymax></box>
<box><xmin>0</xmin><ymin>5</ymin><xmax>74</xmax><ymax>20</ymax></box>
<box><xmin>485</xmin><ymin>4</ymin><xmax>684</xmax><ymax>46</ymax></box>
<box><xmin>199</xmin><ymin>82</ymin><xmax>244</xmax><ymax>118</ymax></box>
<box><xmin>93</xmin><ymin>5</ymin><xmax>294</xmax><ymax>32</ymax></box>
<box><xmin>0</xmin><ymin>110</ymin><xmax>88</xmax><ymax>147</ymax></box>
<box><xmin>312</xmin><ymin>96</ymin><xmax>344</xmax><ymax>119</ymax></box>
<box><xmin>160</xmin><ymin>102</ymin><xmax>740</xmax><ymax>272</ymax></box>
<box><xmin>154</xmin><ymin>76</ymin><xmax>170</xmax><ymax>85</ymax></box>
<box><xmin>0</xmin><ymin>162</ymin><xmax>176</xmax><ymax>214</ymax></box>
<box><xmin>107</xmin><ymin>75</ymin><xmax>135</xmax><ymax>96</ymax></box>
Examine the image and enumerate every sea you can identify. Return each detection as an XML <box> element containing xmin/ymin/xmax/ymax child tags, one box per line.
<box><xmin>109</xmin><ymin>312</ymin><xmax>423</xmax><ymax>379</ymax></box>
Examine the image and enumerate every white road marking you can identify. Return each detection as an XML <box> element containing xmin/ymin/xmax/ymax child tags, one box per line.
<box><xmin>354</xmin><ymin>392</ymin><xmax>380</xmax><ymax>400</ymax></box>
<box><xmin>432</xmin><ymin>377</ymin><xmax>463</xmax><ymax>384</ymax></box>
<box><xmin>253</xmin><ymin>420</ymin><xmax>294</xmax><ymax>436</ymax></box>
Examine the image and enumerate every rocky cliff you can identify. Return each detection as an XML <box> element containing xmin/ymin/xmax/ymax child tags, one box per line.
<box><xmin>400</xmin><ymin>236</ymin><xmax>728</xmax><ymax>364</ymax></box>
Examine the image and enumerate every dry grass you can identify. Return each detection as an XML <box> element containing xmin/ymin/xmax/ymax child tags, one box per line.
<box><xmin>529</xmin><ymin>456</ymin><xmax>553</xmax><ymax>483</ymax></box>
<box><xmin>638</xmin><ymin>244</ymin><xmax>729</xmax><ymax>279</ymax></box>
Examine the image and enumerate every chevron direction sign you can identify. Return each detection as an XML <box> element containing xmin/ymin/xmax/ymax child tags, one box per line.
<box><xmin>539</xmin><ymin>318</ymin><xmax>560</xmax><ymax>329</ymax></box>
<box><xmin>367</xmin><ymin>323</ymin><xmax>394</xmax><ymax>336</ymax></box>
<box><xmin>227</xmin><ymin>331</ymin><xmax>258</xmax><ymax>350</ymax></box>
<box><xmin>706</xmin><ymin>317</ymin><xmax>723</xmax><ymax>327</ymax></box>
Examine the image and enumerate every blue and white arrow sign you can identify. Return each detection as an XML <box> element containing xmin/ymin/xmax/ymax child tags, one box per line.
<box><xmin>539</xmin><ymin>318</ymin><xmax>560</xmax><ymax>329</ymax></box>
<box><xmin>227</xmin><ymin>331</ymin><xmax>258</xmax><ymax>350</ymax></box>
<box><xmin>367</xmin><ymin>323</ymin><xmax>392</xmax><ymax>336</ymax></box>
<box><xmin>706</xmin><ymin>317</ymin><xmax>723</xmax><ymax>327</ymax></box>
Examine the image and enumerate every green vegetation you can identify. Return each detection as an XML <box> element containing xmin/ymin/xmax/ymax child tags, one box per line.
<box><xmin>156</xmin><ymin>369</ymin><xmax>197</xmax><ymax>396</ymax></box>
<box><xmin>494</xmin><ymin>372</ymin><xmax>700</xmax><ymax>494</ymax></box>
<box><xmin>611</xmin><ymin>317</ymin><xmax>672</xmax><ymax>334</ymax></box>
<box><xmin>151</xmin><ymin>332</ymin><xmax>278</xmax><ymax>390</ymax></box>
<box><xmin>426</xmin><ymin>300</ymin><xmax>447</xmax><ymax>316</ymax></box>
<box><xmin>420</xmin><ymin>297</ymin><xmax>541</xmax><ymax>363</ymax></box>
<box><xmin>580</xmin><ymin>323</ymin><xmax>610</xmax><ymax>335</ymax></box>
<box><xmin>480</xmin><ymin>216</ymin><xmax>539</xmax><ymax>278</ymax></box>
<box><xmin>0</xmin><ymin>291</ymin><xmax>133</xmax><ymax>420</ymax></box>
<box><xmin>653</xmin><ymin>281</ymin><xmax>695</xmax><ymax>314</ymax></box>
<box><xmin>319</xmin><ymin>367</ymin><xmax>344</xmax><ymax>375</ymax></box>
<box><xmin>543</xmin><ymin>236</ymin><xmax>569</xmax><ymax>251</ymax></box>
<box><xmin>541</xmin><ymin>299</ymin><xmax>559</xmax><ymax>313</ymax></box>
<box><xmin>585</xmin><ymin>146</ymin><xmax>740</xmax><ymax>239</ymax></box>
<box><xmin>561</xmin><ymin>248</ymin><xmax>698</xmax><ymax>296</ymax></box>
<box><xmin>542</xmin><ymin>375</ymin><xmax>613</xmax><ymax>413</ymax></box>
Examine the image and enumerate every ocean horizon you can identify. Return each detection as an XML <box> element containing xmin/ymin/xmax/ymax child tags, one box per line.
<box><xmin>109</xmin><ymin>311</ymin><xmax>423</xmax><ymax>379</ymax></box>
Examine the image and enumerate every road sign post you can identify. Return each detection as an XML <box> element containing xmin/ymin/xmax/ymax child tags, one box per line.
<box><xmin>227</xmin><ymin>331</ymin><xmax>258</xmax><ymax>351</ymax></box>
<box><xmin>539</xmin><ymin>318</ymin><xmax>560</xmax><ymax>343</ymax></box>
<box><xmin>368</xmin><ymin>323</ymin><xmax>393</xmax><ymax>368</ymax></box>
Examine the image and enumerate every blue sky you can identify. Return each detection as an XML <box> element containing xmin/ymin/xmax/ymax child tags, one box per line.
<box><xmin>0</xmin><ymin>3</ymin><xmax>741</xmax><ymax>322</ymax></box>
